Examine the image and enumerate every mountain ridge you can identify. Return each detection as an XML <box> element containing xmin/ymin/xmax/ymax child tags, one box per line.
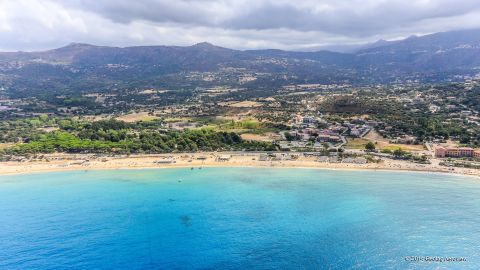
<box><xmin>3</xmin><ymin>28</ymin><xmax>480</xmax><ymax>56</ymax></box>
<box><xmin>1</xmin><ymin>28</ymin><xmax>480</xmax><ymax>99</ymax></box>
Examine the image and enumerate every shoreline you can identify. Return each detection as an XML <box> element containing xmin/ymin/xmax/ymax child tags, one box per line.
<box><xmin>1</xmin><ymin>152</ymin><xmax>478</xmax><ymax>178</ymax></box>
<box><xmin>2</xmin><ymin>165</ymin><xmax>474</xmax><ymax>181</ymax></box>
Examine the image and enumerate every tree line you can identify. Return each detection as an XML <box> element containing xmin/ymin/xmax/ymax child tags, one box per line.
<box><xmin>2</xmin><ymin>128</ymin><xmax>276</xmax><ymax>155</ymax></box>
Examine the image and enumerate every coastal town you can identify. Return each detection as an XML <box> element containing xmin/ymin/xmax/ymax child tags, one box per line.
<box><xmin>2</xmin><ymin>35</ymin><xmax>480</xmax><ymax>177</ymax></box>
<box><xmin>2</xmin><ymin>77</ymin><xmax>480</xmax><ymax>176</ymax></box>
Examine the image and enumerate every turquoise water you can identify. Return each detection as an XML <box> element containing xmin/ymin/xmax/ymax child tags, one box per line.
<box><xmin>0</xmin><ymin>168</ymin><xmax>480</xmax><ymax>269</ymax></box>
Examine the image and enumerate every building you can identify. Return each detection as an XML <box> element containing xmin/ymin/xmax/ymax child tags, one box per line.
<box><xmin>392</xmin><ymin>135</ymin><xmax>417</xmax><ymax>144</ymax></box>
<box><xmin>259</xmin><ymin>154</ymin><xmax>269</xmax><ymax>161</ymax></box>
<box><xmin>154</xmin><ymin>158</ymin><xmax>175</xmax><ymax>164</ymax></box>
<box><xmin>350</xmin><ymin>125</ymin><xmax>371</xmax><ymax>137</ymax></box>
<box><xmin>216</xmin><ymin>155</ymin><xmax>231</xmax><ymax>162</ymax></box>
<box><xmin>302</xmin><ymin>116</ymin><xmax>317</xmax><ymax>125</ymax></box>
<box><xmin>435</xmin><ymin>147</ymin><xmax>480</xmax><ymax>158</ymax></box>
<box><xmin>317</xmin><ymin>133</ymin><xmax>342</xmax><ymax>143</ymax></box>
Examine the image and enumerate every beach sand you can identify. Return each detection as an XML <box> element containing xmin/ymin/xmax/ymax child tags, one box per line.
<box><xmin>1</xmin><ymin>152</ymin><xmax>478</xmax><ymax>178</ymax></box>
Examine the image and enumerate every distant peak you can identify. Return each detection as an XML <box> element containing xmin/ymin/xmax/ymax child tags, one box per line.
<box><xmin>190</xmin><ymin>42</ymin><xmax>231</xmax><ymax>51</ymax></box>
<box><xmin>193</xmin><ymin>42</ymin><xmax>215</xmax><ymax>47</ymax></box>
<box><xmin>367</xmin><ymin>39</ymin><xmax>390</xmax><ymax>47</ymax></box>
<box><xmin>64</xmin><ymin>42</ymin><xmax>96</xmax><ymax>48</ymax></box>
<box><xmin>46</xmin><ymin>42</ymin><xmax>97</xmax><ymax>57</ymax></box>
<box><xmin>48</xmin><ymin>43</ymin><xmax>96</xmax><ymax>53</ymax></box>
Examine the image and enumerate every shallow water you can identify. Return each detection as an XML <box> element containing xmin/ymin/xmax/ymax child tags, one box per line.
<box><xmin>0</xmin><ymin>168</ymin><xmax>479</xmax><ymax>269</ymax></box>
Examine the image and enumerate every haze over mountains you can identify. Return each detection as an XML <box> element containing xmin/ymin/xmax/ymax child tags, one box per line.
<box><xmin>1</xmin><ymin>29</ymin><xmax>480</xmax><ymax>99</ymax></box>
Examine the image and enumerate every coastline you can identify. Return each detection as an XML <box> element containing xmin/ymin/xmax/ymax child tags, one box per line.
<box><xmin>1</xmin><ymin>152</ymin><xmax>478</xmax><ymax>178</ymax></box>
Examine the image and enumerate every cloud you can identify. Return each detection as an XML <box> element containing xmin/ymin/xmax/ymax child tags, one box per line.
<box><xmin>57</xmin><ymin>0</ymin><xmax>480</xmax><ymax>35</ymax></box>
<box><xmin>0</xmin><ymin>0</ymin><xmax>480</xmax><ymax>51</ymax></box>
<box><xmin>225</xmin><ymin>0</ymin><xmax>480</xmax><ymax>35</ymax></box>
<box><xmin>57</xmin><ymin>0</ymin><xmax>221</xmax><ymax>25</ymax></box>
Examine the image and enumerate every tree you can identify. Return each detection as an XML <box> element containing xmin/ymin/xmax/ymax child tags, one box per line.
<box><xmin>285</xmin><ymin>132</ymin><xmax>296</xmax><ymax>141</ymax></box>
<box><xmin>381</xmin><ymin>149</ymin><xmax>392</xmax><ymax>154</ymax></box>
<box><xmin>393</xmin><ymin>148</ymin><xmax>406</xmax><ymax>158</ymax></box>
<box><xmin>365</xmin><ymin>142</ymin><xmax>376</xmax><ymax>152</ymax></box>
<box><xmin>322</xmin><ymin>142</ymin><xmax>329</xmax><ymax>150</ymax></box>
<box><xmin>460</xmin><ymin>134</ymin><xmax>471</xmax><ymax>144</ymax></box>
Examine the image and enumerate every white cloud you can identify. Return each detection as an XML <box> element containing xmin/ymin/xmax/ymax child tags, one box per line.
<box><xmin>0</xmin><ymin>0</ymin><xmax>479</xmax><ymax>51</ymax></box>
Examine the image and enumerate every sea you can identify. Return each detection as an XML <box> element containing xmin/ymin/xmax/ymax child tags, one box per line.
<box><xmin>0</xmin><ymin>168</ymin><xmax>479</xmax><ymax>269</ymax></box>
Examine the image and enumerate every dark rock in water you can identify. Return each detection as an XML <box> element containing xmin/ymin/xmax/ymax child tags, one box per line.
<box><xmin>179</xmin><ymin>215</ymin><xmax>191</xmax><ymax>227</ymax></box>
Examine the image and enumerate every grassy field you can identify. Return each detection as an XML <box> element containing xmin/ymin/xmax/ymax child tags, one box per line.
<box><xmin>164</xmin><ymin>117</ymin><xmax>192</xmax><ymax>123</ymax></box>
<box><xmin>380</xmin><ymin>144</ymin><xmax>425</xmax><ymax>151</ymax></box>
<box><xmin>240</xmin><ymin>133</ymin><xmax>273</xmax><ymax>142</ymax></box>
<box><xmin>345</xmin><ymin>137</ymin><xmax>425</xmax><ymax>151</ymax></box>
<box><xmin>0</xmin><ymin>143</ymin><xmax>14</xmax><ymax>150</ymax></box>
<box><xmin>363</xmin><ymin>130</ymin><xmax>425</xmax><ymax>151</ymax></box>
<box><xmin>345</xmin><ymin>138</ymin><xmax>370</xmax><ymax>149</ymax></box>
<box><xmin>228</xmin><ymin>101</ymin><xmax>262</xmax><ymax>108</ymax></box>
<box><xmin>116</xmin><ymin>112</ymin><xmax>160</xmax><ymax>122</ymax></box>
<box><xmin>197</xmin><ymin>117</ymin><xmax>262</xmax><ymax>131</ymax></box>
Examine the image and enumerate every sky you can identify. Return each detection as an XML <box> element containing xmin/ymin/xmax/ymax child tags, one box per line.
<box><xmin>1</xmin><ymin>0</ymin><xmax>480</xmax><ymax>51</ymax></box>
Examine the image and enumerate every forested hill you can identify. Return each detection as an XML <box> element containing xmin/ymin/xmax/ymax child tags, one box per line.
<box><xmin>1</xmin><ymin>28</ymin><xmax>480</xmax><ymax>98</ymax></box>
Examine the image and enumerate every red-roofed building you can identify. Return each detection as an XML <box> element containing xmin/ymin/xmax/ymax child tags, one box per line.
<box><xmin>435</xmin><ymin>147</ymin><xmax>480</xmax><ymax>158</ymax></box>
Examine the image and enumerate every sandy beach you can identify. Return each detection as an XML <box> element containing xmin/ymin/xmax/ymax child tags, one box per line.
<box><xmin>1</xmin><ymin>152</ymin><xmax>478</xmax><ymax>178</ymax></box>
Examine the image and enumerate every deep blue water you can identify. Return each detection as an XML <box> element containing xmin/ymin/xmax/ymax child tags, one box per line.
<box><xmin>1</xmin><ymin>168</ymin><xmax>480</xmax><ymax>269</ymax></box>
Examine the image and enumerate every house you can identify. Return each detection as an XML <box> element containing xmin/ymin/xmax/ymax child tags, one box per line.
<box><xmin>302</xmin><ymin>116</ymin><xmax>317</xmax><ymax>125</ymax></box>
<box><xmin>344</xmin><ymin>122</ymin><xmax>372</xmax><ymax>138</ymax></box>
<box><xmin>392</xmin><ymin>135</ymin><xmax>417</xmax><ymax>144</ymax></box>
<box><xmin>293</xmin><ymin>115</ymin><xmax>318</xmax><ymax>127</ymax></box>
<box><xmin>317</xmin><ymin>133</ymin><xmax>342</xmax><ymax>143</ymax></box>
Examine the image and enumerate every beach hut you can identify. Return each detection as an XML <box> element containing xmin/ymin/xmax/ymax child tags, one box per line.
<box><xmin>316</xmin><ymin>156</ymin><xmax>329</xmax><ymax>163</ymax></box>
<box><xmin>354</xmin><ymin>157</ymin><xmax>367</xmax><ymax>164</ymax></box>
<box><xmin>259</xmin><ymin>154</ymin><xmax>269</xmax><ymax>161</ymax></box>
<box><xmin>217</xmin><ymin>155</ymin><xmax>231</xmax><ymax>162</ymax></box>
<box><xmin>155</xmin><ymin>158</ymin><xmax>175</xmax><ymax>164</ymax></box>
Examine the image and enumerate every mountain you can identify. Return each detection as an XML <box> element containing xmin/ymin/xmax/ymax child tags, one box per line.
<box><xmin>304</xmin><ymin>39</ymin><xmax>394</xmax><ymax>53</ymax></box>
<box><xmin>355</xmin><ymin>29</ymin><xmax>480</xmax><ymax>71</ymax></box>
<box><xmin>359</xmin><ymin>29</ymin><xmax>480</xmax><ymax>54</ymax></box>
<box><xmin>1</xmin><ymin>29</ymin><xmax>480</xmax><ymax>99</ymax></box>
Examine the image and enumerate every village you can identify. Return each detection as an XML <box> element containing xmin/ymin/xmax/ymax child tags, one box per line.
<box><xmin>2</xmin><ymin>77</ymin><xmax>480</xmax><ymax>173</ymax></box>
